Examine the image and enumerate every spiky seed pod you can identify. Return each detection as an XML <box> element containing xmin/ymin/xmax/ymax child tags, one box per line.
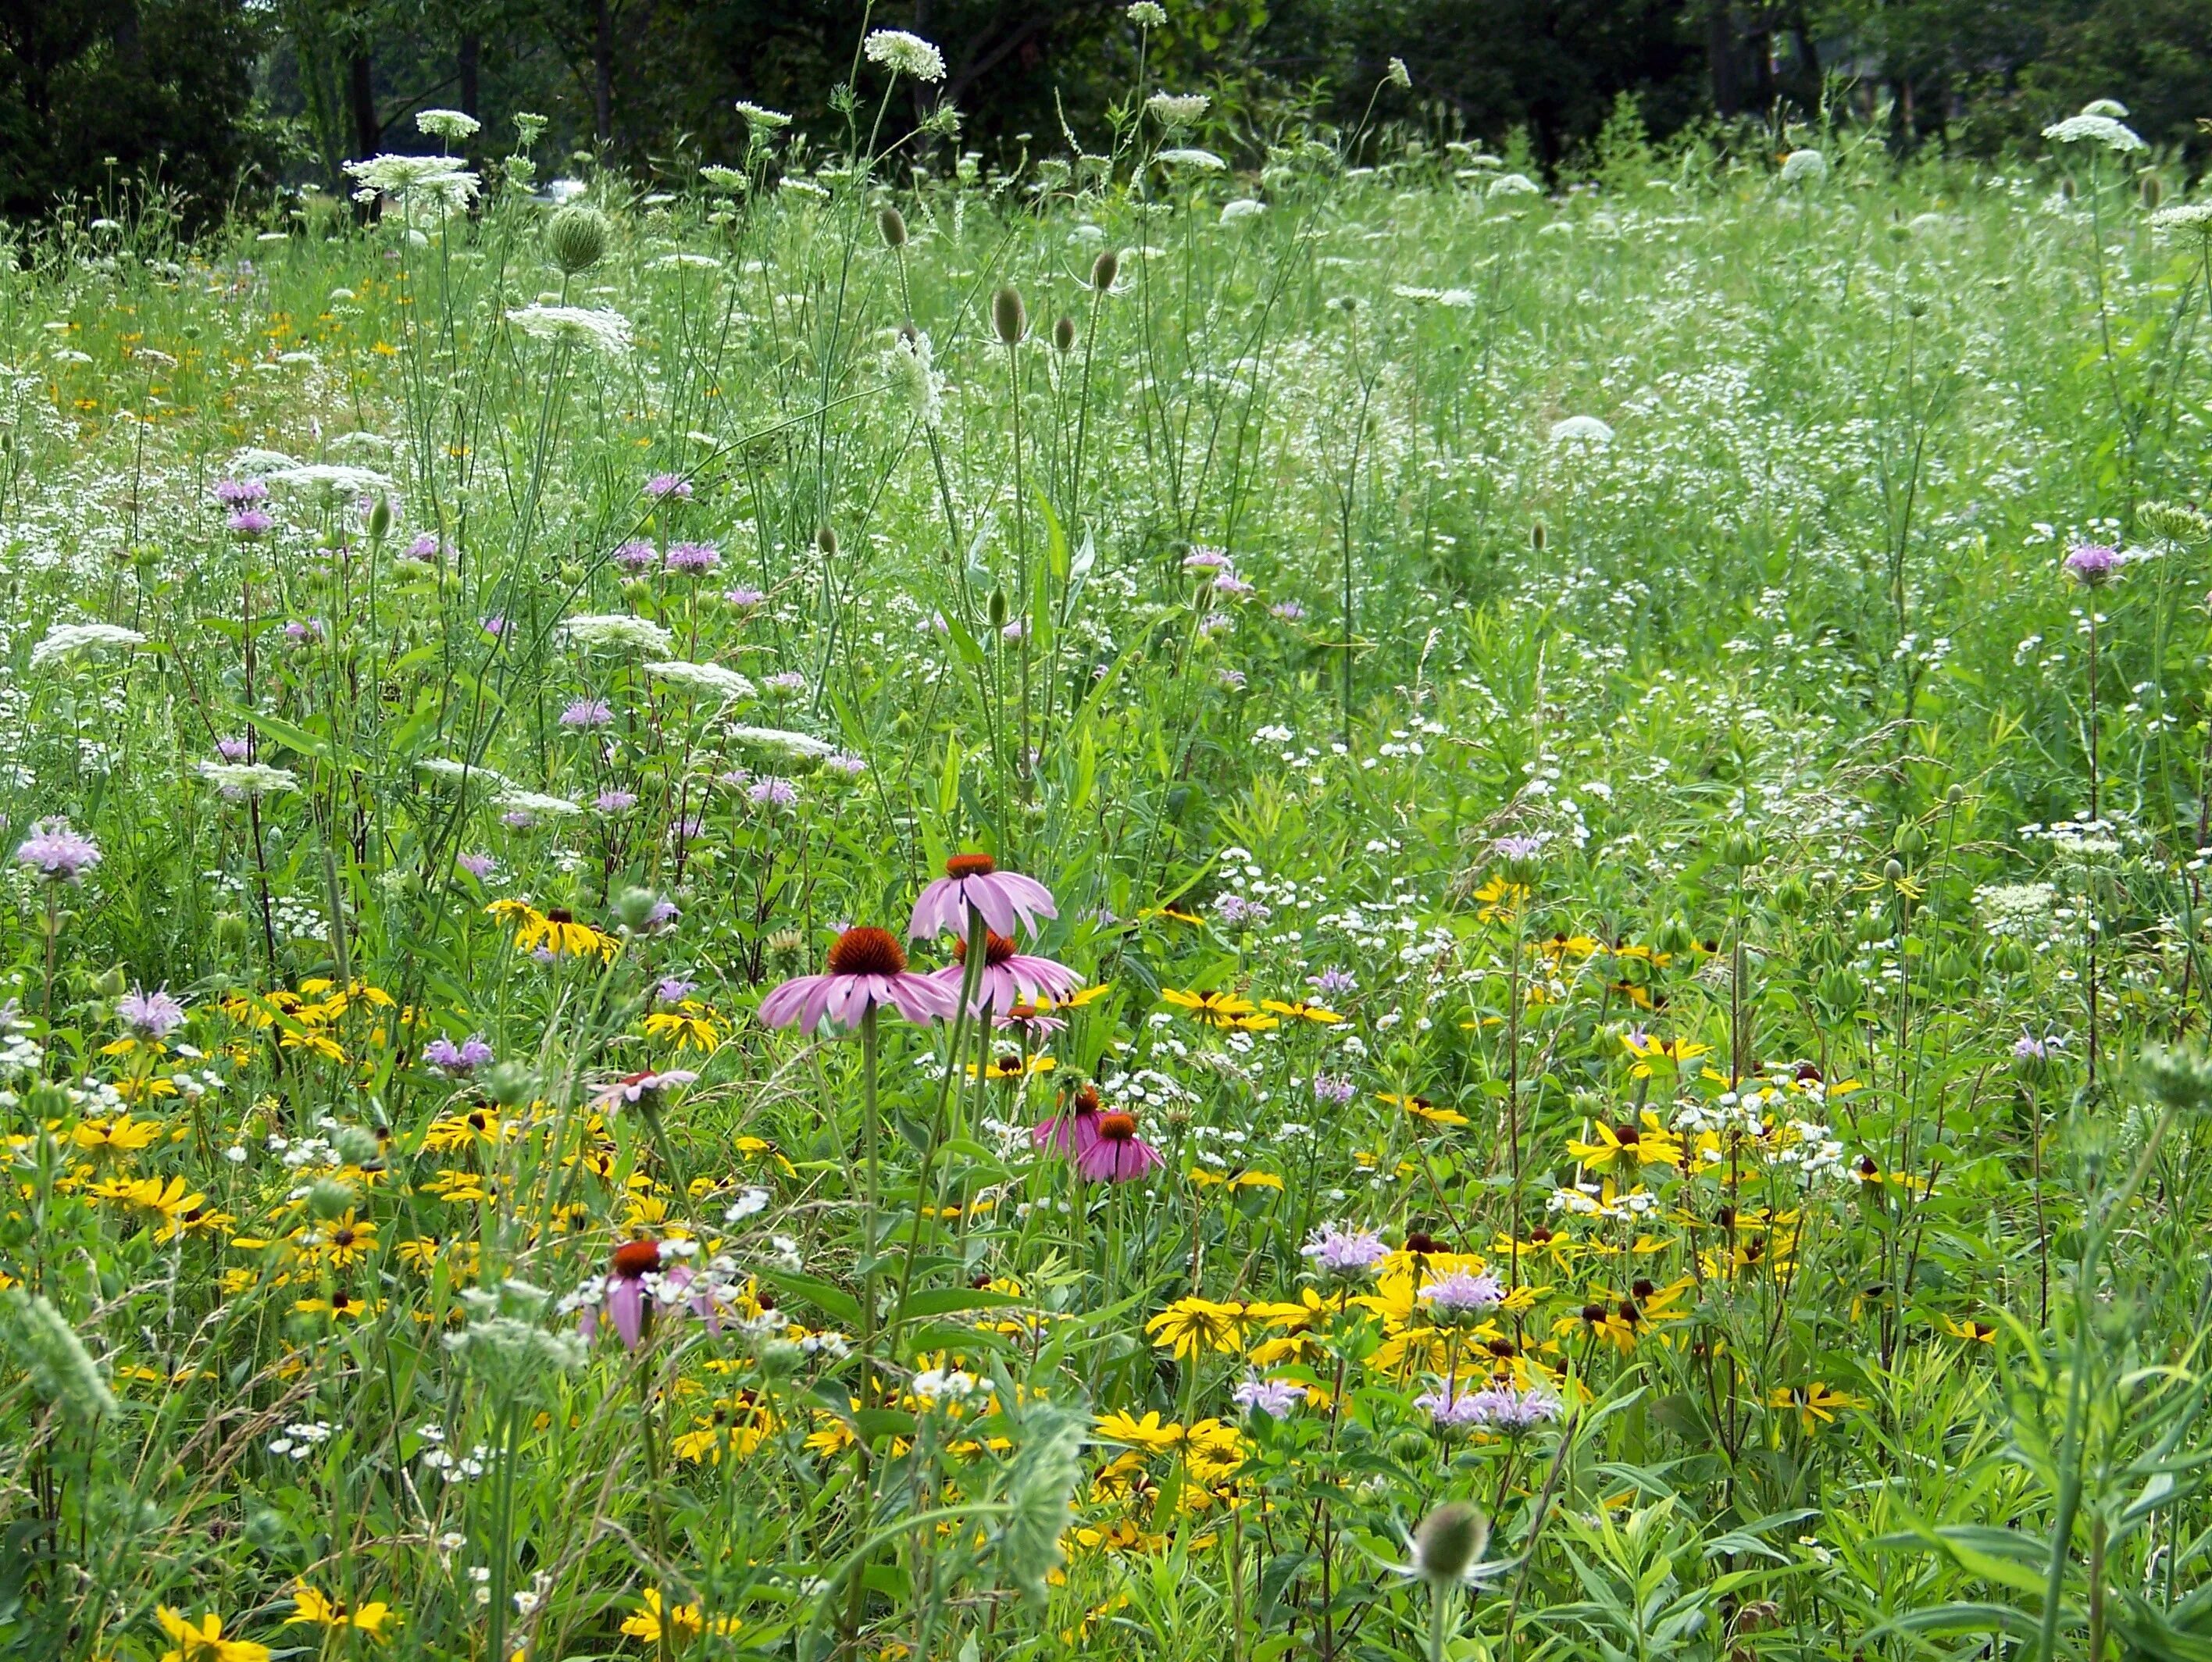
<box><xmin>879</xmin><ymin>205</ymin><xmax>908</xmax><ymax>248</ymax></box>
<box><xmin>992</xmin><ymin>285</ymin><xmax>1028</xmax><ymax>346</ymax></box>
<box><xmin>817</xmin><ymin>526</ymin><xmax>838</xmax><ymax>558</ymax></box>
<box><xmin>1053</xmin><ymin>316</ymin><xmax>1077</xmax><ymax>354</ymax></box>
<box><xmin>2143</xmin><ymin>173</ymin><xmax>2164</xmax><ymax>210</ymax></box>
<box><xmin>1412</xmin><ymin>1503</ymin><xmax>1488</xmax><ymax>1586</ymax></box>
<box><xmin>1090</xmin><ymin>248</ymin><xmax>1119</xmax><ymax>292</ymax></box>
<box><xmin>1531</xmin><ymin>521</ymin><xmax>1546</xmax><ymax>551</ymax></box>
<box><xmin>547</xmin><ymin>203</ymin><xmax>611</xmax><ymax>275</ymax></box>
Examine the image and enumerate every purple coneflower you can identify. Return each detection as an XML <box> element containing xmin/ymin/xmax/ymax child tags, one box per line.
<box><xmin>424</xmin><ymin>1033</ymin><xmax>495</xmax><ymax>1075</ymax></box>
<box><xmin>758</xmin><ymin>926</ymin><xmax>959</xmax><ymax>1033</ymax></box>
<box><xmin>405</xmin><ymin>532</ymin><xmax>448</xmax><ymax>562</ymax></box>
<box><xmin>644</xmin><ymin>473</ymin><xmax>692</xmax><ymax>500</ymax></box>
<box><xmin>910</xmin><ymin>852</ymin><xmax>1058</xmax><ymax>942</ymax></box>
<box><xmin>594</xmin><ymin>1068</ymin><xmax>700</xmax><ymax>1114</ymax></box>
<box><xmin>116</xmin><ymin>985</ymin><xmax>187</xmax><ymax>1040</ymax></box>
<box><xmin>1033</xmin><ymin>1083</ymin><xmax>1101</xmax><ymax>1154</ymax></box>
<box><xmin>2064</xmin><ymin>543</ymin><xmax>2122</xmax><ymax>587</ymax></box>
<box><xmin>16</xmin><ymin>819</ymin><xmax>100</xmax><ymax>883</ymax></box>
<box><xmin>479</xmin><ymin>615</ymin><xmax>506</xmax><ymax>638</ymax></box>
<box><xmin>560</xmin><ymin>697</ymin><xmax>614</xmax><ymax>729</ymax></box>
<box><xmin>613</xmin><ymin>540</ymin><xmax>658</xmax><ymax>572</ymax></box>
<box><xmin>1232</xmin><ymin>1376</ymin><xmax>1304</xmax><ymax>1418</ymax></box>
<box><xmin>1300</xmin><ymin>1225</ymin><xmax>1390</xmax><ymax>1281</ymax></box>
<box><xmin>604</xmin><ymin>1238</ymin><xmax>662</xmax><ymax>1350</ymax></box>
<box><xmin>1077</xmin><ymin>1111</ymin><xmax>1164</xmax><ymax>1183</ymax></box>
<box><xmin>665</xmin><ymin>541</ymin><xmax>720</xmax><ymax>575</ymax></box>
<box><xmin>936</xmin><ymin>929</ymin><xmax>1079</xmax><ymax>1016</ymax></box>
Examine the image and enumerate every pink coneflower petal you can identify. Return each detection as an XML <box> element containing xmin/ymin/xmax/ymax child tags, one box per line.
<box><xmin>608</xmin><ymin>1277</ymin><xmax>647</xmax><ymax>1350</ymax></box>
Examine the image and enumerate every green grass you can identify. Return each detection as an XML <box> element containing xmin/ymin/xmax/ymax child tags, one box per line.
<box><xmin>1</xmin><ymin>91</ymin><xmax>2211</xmax><ymax>1662</ymax></box>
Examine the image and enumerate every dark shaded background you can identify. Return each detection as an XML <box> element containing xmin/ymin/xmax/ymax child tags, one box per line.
<box><xmin>2</xmin><ymin>0</ymin><xmax>2202</xmax><ymax>223</ymax></box>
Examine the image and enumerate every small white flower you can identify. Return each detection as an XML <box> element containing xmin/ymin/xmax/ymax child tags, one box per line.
<box><xmin>491</xmin><ymin>788</ymin><xmax>585</xmax><ymax>819</ymax></box>
<box><xmin>864</xmin><ymin>29</ymin><xmax>947</xmax><ymax>82</ymax></box>
<box><xmin>1127</xmin><ymin>0</ymin><xmax>1167</xmax><ymax>22</ymax></box>
<box><xmin>1147</xmin><ymin>91</ymin><xmax>1211</xmax><ymax>126</ymax></box>
<box><xmin>646</xmin><ymin>659</ymin><xmax>758</xmax><ymax>701</ymax></box>
<box><xmin>1488</xmin><ymin>172</ymin><xmax>1543</xmax><ymax>201</ymax></box>
<box><xmin>734</xmin><ymin>101</ymin><xmax>793</xmax><ymax>128</ymax></box>
<box><xmin>505</xmin><ymin>305</ymin><xmax>633</xmax><ymax>356</ymax></box>
<box><xmin>561</xmin><ymin>612</ymin><xmax>676</xmax><ymax>654</ymax></box>
<box><xmin>196</xmin><ymin>761</ymin><xmax>300</xmax><ymax>798</ymax></box>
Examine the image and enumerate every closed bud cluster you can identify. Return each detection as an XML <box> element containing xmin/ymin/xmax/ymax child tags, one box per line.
<box><xmin>547</xmin><ymin>203</ymin><xmax>611</xmax><ymax>275</ymax></box>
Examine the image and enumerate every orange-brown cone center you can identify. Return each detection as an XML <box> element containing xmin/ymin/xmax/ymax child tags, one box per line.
<box><xmin>952</xmin><ymin>930</ymin><xmax>1017</xmax><ymax>966</ymax></box>
<box><xmin>826</xmin><ymin>926</ymin><xmax>907</xmax><ymax>977</ymax></box>
<box><xmin>945</xmin><ymin>852</ymin><xmax>997</xmax><ymax>879</ymax></box>
<box><xmin>612</xmin><ymin>1239</ymin><xmax>662</xmax><ymax>1278</ymax></box>
<box><xmin>1097</xmin><ymin>1111</ymin><xmax>1137</xmax><ymax>1141</ymax></box>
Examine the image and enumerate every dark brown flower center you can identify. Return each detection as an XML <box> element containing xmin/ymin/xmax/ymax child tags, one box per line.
<box><xmin>1632</xmin><ymin>1278</ymin><xmax>1655</xmax><ymax>1300</ymax></box>
<box><xmin>612</xmin><ymin>1239</ymin><xmax>662</xmax><ymax>1278</ymax></box>
<box><xmin>826</xmin><ymin>926</ymin><xmax>907</xmax><ymax>977</ymax></box>
<box><xmin>1097</xmin><ymin>1111</ymin><xmax>1137</xmax><ymax>1142</ymax></box>
<box><xmin>952</xmin><ymin>929</ymin><xmax>1017</xmax><ymax>966</ymax></box>
<box><xmin>1074</xmin><ymin>1085</ymin><xmax>1101</xmax><ymax>1114</ymax></box>
<box><xmin>1581</xmin><ymin>1303</ymin><xmax>1607</xmax><ymax>1325</ymax></box>
<box><xmin>1614</xmin><ymin>1123</ymin><xmax>1640</xmax><ymax>1143</ymax></box>
<box><xmin>945</xmin><ymin>852</ymin><xmax>997</xmax><ymax>879</ymax></box>
<box><xmin>547</xmin><ymin>907</ymin><xmax>574</xmax><ymax>924</ymax></box>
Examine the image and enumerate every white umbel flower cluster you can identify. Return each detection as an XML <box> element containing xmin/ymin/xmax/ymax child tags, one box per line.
<box><xmin>2043</xmin><ymin>112</ymin><xmax>2146</xmax><ymax>153</ymax></box>
<box><xmin>864</xmin><ymin>30</ymin><xmax>946</xmax><ymax>82</ymax></box>
<box><xmin>647</xmin><ymin>660</ymin><xmax>758</xmax><ymax>701</ymax></box>
<box><xmin>561</xmin><ymin>613</ymin><xmax>676</xmax><ymax>655</ymax></box>
<box><xmin>29</xmin><ymin>622</ymin><xmax>145</xmax><ymax>669</ymax></box>
<box><xmin>506</xmin><ymin>305</ymin><xmax>633</xmax><ymax>357</ymax></box>
<box><xmin>1779</xmin><ymin>148</ymin><xmax>1828</xmax><ymax>184</ymax></box>
<box><xmin>197</xmin><ymin>761</ymin><xmax>300</xmax><ymax>798</ymax></box>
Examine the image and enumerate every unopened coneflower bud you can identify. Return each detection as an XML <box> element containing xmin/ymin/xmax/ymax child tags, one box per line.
<box><xmin>93</xmin><ymin>966</ymin><xmax>127</xmax><ymax>1000</ymax></box>
<box><xmin>1412</xmin><ymin>1502</ymin><xmax>1488</xmax><ymax>1586</ymax></box>
<box><xmin>817</xmin><ymin>526</ymin><xmax>838</xmax><ymax>558</ymax></box>
<box><xmin>1</xmin><ymin>1289</ymin><xmax>117</xmax><ymax>1422</ymax></box>
<box><xmin>1053</xmin><ymin>316</ymin><xmax>1077</xmax><ymax>354</ymax></box>
<box><xmin>992</xmin><ymin>285</ymin><xmax>1028</xmax><ymax>346</ymax></box>
<box><xmin>213</xmin><ymin>911</ymin><xmax>248</xmax><ymax>949</ymax></box>
<box><xmin>766</xmin><ymin>926</ymin><xmax>806</xmax><ymax>972</ymax></box>
<box><xmin>879</xmin><ymin>205</ymin><xmax>908</xmax><ymax>248</ymax></box>
<box><xmin>1883</xmin><ymin>857</ymin><xmax>1906</xmax><ymax>884</ymax></box>
<box><xmin>546</xmin><ymin>202</ymin><xmax>611</xmax><ymax>276</ymax></box>
<box><xmin>1090</xmin><ymin>248</ymin><xmax>1119</xmax><ymax>292</ymax></box>
<box><xmin>485</xmin><ymin>1061</ymin><xmax>537</xmax><ymax>1107</ymax></box>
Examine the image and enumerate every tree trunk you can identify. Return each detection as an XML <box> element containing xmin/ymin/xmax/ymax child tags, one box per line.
<box><xmin>348</xmin><ymin>48</ymin><xmax>378</xmax><ymax>156</ymax></box>
<box><xmin>459</xmin><ymin>33</ymin><xmax>481</xmax><ymax>119</ymax></box>
<box><xmin>594</xmin><ymin>0</ymin><xmax>613</xmax><ymax>148</ymax></box>
<box><xmin>1705</xmin><ymin>0</ymin><xmax>1740</xmax><ymax>118</ymax></box>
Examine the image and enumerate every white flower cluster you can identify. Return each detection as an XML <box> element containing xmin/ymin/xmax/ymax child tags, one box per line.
<box><xmin>29</xmin><ymin>622</ymin><xmax>145</xmax><ymax>669</ymax></box>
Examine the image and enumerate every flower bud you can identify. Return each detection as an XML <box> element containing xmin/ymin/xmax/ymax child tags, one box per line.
<box><xmin>485</xmin><ymin>1061</ymin><xmax>537</xmax><ymax>1107</ymax></box>
<box><xmin>992</xmin><ymin>285</ymin><xmax>1027</xmax><ymax>346</ymax></box>
<box><xmin>308</xmin><ymin>1177</ymin><xmax>357</xmax><ymax>1220</ymax></box>
<box><xmin>332</xmin><ymin>1125</ymin><xmax>383</xmax><ymax>1167</ymax></box>
<box><xmin>367</xmin><ymin>496</ymin><xmax>393</xmax><ymax>540</ymax></box>
<box><xmin>1893</xmin><ymin>821</ymin><xmax>1928</xmax><ymax>858</ymax></box>
<box><xmin>879</xmin><ymin>205</ymin><xmax>908</xmax><ymax>248</ymax></box>
<box><xmin>1531</xmin><ymin>520</ymin><xmax>1546</xmax><ymax>551</ymax></box>
<box><xmin>988</xmin><ymin>587</ymin><xmax>1008</xmax><ymax>629</ymax></box>
<box><xmin>1090</xmin><ymin>249</ymin><xmax>1119</xmax><ymax>292</ymax></box>
<box><xmin>93</xmin><ymin>966</ymin><xmax>127</xmax><ymax>1000</ymax></box>
<box><xmin>1053</xmin><ymin>316</ymin><xmax>1077</xmax><ymax>354</ymax></box>
<box><xmin>213</xmin><ymin>911</ymin><xmax>248</xmax><ymax>949</ymax></box>
<box><xmin>1720</xmin><ymin>830</ymin><xmax>1765</xmax><ymax>868</ymax></box>
<box><xmin>547</xmin><ymin>203</ymin><xmax>611</xmax><ymax>275</ymax></box>
<box><xmin>817</xmin><ymin>525</ymin><xmax>837</xmax><ymax>558</ymax></box>
<box><xmin>1412</xmin><ymin>1502</ymin><xmax>1489</xmax><ymax>1586</ymax></box>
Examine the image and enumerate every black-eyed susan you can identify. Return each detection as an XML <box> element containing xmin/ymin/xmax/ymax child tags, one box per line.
<box><xmin>1621</xmin><ymin>1029</ymin><xmax>1711</xmax><ymax>1076</ymax></box>
<box><xmin>155</xmin><ymin>1607</ymin><xmax>270</xmax><ymax>1662</ymax></box>
<box><xmin>1160</xmin><ymin>987</ymin><xmax>1259</xmax><ymax>1027</ymax></box>
<box><xmin>485</xmin><ymin>898</ymin><xmax>619</xmax><ymax>961</ymax></box>
<box><xmin>1261</xmin><ymin>998</ymin><xmax>1343</xmax><ymax>1025</ymax></box>
<box><xmin>70</xmin><ymin>1113</ymin><xmax>166</xmax><ymax>1157</ymax></box>
<box><xmin>967</xmin><ymin>1051</ymin><xmax>1056</xmax><ymax>1082</ymax></box>
<box><xmin>642</xmin><ymin>998</ymin><xmax>723</xmax><ymax>1053</ymax></box>
<box><xmin>286</xmin><ymin>1585</ymin><xmax>398</xmax><ymax>1639</ymax></box>
<box><xmin>1377</xmin><ymin>1091</ymin><xmax>1469</xmax><ymax>1128</ymax></box>
<box><xmin>1144</xmin><ymin>1296</ymin><xmax>1248</xmax><ymax>1358</ymax></box>
<box><xmin>1768</xmin><ymin>1382</ymin><xmax>1863</xmax><ymax>1432</ymax></box>
<box><xmin>1567</xmin><ymin>1112</ymin><xmax>1683</xmax><ymax>1170</ymax></box>
<box><xmin>1943</xmin><ymin>1314</ymin><xmax>2000</xmax><ymax>1344</ymax></box>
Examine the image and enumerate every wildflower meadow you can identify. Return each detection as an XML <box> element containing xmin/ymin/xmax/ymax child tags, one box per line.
<box><xmin>9</xmin><ymin>38</ymin><xmax>2212</xmax><ymax>1662</ymax></box>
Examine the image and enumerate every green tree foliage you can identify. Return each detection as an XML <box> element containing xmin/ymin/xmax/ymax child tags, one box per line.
<box><xmin>0</xmin><ymin>0</ymin><xmax>272</xmax><ymax>222</ymax></box>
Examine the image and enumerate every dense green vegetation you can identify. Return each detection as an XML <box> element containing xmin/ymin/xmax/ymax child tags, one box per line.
<box><xmin>5</xmin><ymin>57</ymin><xmax>2212</xmax><ymax>1662</ymax></box>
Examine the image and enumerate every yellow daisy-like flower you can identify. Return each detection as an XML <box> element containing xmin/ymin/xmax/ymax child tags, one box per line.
<box><xmin>968</xmin><ymin>1051</ymin><xmax>1056</xmax><ymax>1081</ymax></box>
<box><xmin>1096</xmin><ymin>1408</ymin><xmax>1185</xmax><ymax>1453</ymax></box>
<box><xmin>1566</xmin><ymin>1111</ymin><xmax>1683</xmax><ymax>1170</ymax></box>
<box><xmin>156</xmin><ymin>1607</ymin><xmax>271</xmax><ymax>1662</ymax></box>
<box><xmin>1472</xmin><ymin>876</ymin><xmax>1529</xmax><ymax>921</ymax></box>
<box><xmin>1621</xmin><ymin>1031</ymin><xmax>1711</xmax><ymax>1077</ymax></box>
<box><xmin>1260</xmin><ymin>998</ymin><xmax>1343</xmax><ymax>1025</ymax></box>
<box><xmin>1034</xmin><ymin>983</ymin><xmax>1112</xmax><ymax>1011</ymax></box>
<box><xmin>1768</xmin><ymin>1382</ymin><xmax>1863</xmax><ymax>1432</ymax></box>
<box><xmin>622</xmin><ymin>1588</ymin><xmax>738</xmax><ymax>1643</ymax></box>
<box><xmin>672</xmin><ymin>1395</ymin><xmax>778</xmax><ymax>1462</ymax></box>
<box><xmin>1377</xmin><ymin>1091</ymin><xmax>1468</xmax><ymax>1128</ymax></box>
<box><xmin>1943</xmin><ymin>1314</ymin><xmax>2000</xmax><ymax>1345</ymax></box>
<box><xmin>1160</xmin><ymin>987</ymin><xmax>1258</xmax><ymax>1027</ymax></box>
<box><xmin>484</xmin><ymin>898</ymin><xmax>619</xmax><ymax>961</ymax></box>
<box><xmin>70</xmin><ymin>1113</ymin><xmax>166</xmax><ymax>1156</ymax></box>
<box><xmin>642</xmin><ymin>1000</ymin><xmax>722</xmax><ymax>1054</ymax></box>
<box><xmin>287</xmin><ymin>1585</ymin><xmax>398</xmax><ymax>1638</ymax></box>
<box><xmin>1144</xmin><ymin>1296</ymin><xmax>1248</xmax><ymax>1358</ymax></box>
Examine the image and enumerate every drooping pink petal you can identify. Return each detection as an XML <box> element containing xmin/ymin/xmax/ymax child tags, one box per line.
<box><xmin>908</xmin><ymin>879</ymin><xmax>959</xmax><ymax>940</ymax></box>
<box><xmin>609</xmin><ymin>1277</ymin><xmax>648</xmax><ymax>1350</ymax></box>
<box><xmin>759</xmin><ymin>974</ymin><xmax>824</xmax><ymax>1028</ymax></box>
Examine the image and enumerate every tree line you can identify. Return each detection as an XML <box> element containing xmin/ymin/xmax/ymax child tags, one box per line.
<box><xmin>2</xmin><ymin>0</ymin><xmax>2204</xmax><ymax>223</ymax></box>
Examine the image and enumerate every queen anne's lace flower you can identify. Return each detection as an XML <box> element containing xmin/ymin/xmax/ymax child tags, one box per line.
<box><xmin>506</xmin><ymin>305</ymin><xmax>633</xmax><ymax>356</ymax></box>
<box><xmin>29</xmin><ymin>623</ymin><xmax>145</xmax><ymax>669</ymax></box>
<box><xmin>863</xmin><ymin>30</ymin><xmax>946</xmax><ymax>82</ymax></box>
<box><xmin>2043</xmin><ymin>113</ymin><xmax>2146</xmax><ymax>153</ymax></box>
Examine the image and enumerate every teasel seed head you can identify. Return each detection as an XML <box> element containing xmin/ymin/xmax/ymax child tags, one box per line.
<box><xmin>1090</xmin><ymin>248</ymin><xmax>1119</xmax><ymax>292</ymax></box>
<box><xmin>879</xmin><ymin>205</ymin><xmax>908</xmax><ymax>248</ymax></box>
<box><xmin>992</xmin><ymin>285</ymin><xmax>1028</xmax><ymax>345</ymax></box>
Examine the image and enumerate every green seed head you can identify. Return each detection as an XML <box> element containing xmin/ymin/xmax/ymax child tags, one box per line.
<box><xmin>547</xmin><ymin>203</ymin><xmax>611</xmax><ymax>276</ymax></box>
<box><xmin>992</xmin><ymin>285</ymin><xmax>1028</xmax><ymax>346</ymax></box>
<box><xmin>879</xmin><ymin>205</ymin><xmax>908</xmax><ymax>248</ymax></box>
<box><xmin>1090</xmin><ymin>249</ymin><xmax>1119</xmax><ymax>292</ymax></box>
<box><xmin>1413</xmin><ymin>1502</ymin><xmax>1488</xmax><ymax>1585</ymax></box>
